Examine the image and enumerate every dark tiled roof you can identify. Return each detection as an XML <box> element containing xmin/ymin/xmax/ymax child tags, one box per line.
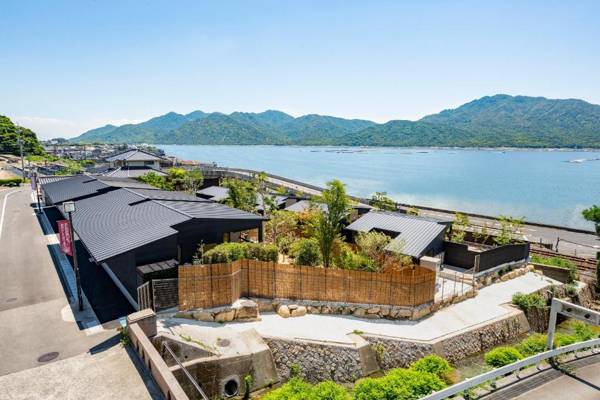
<box><xmin>38</xmin><ymin>175</ymin><xmax>74</xmax><ymax>185</ymax></box>
<box><xmin>128</xmin><ymin>188</ymin><xmax>200</xmax><ymax>201</ymax></box>
<box><xmin>196</xmin><ymin>186</ymin><xmax>229</xmax><ymax>201</ymax></box>
<box><xmin>346</xmin><ymin>211</ymin><xmax>447</xmax><ymax>258</ymax></box>
<box><xmin>42</xmin><ymin>174</ymin><xmax>110</xmax><ymax>204</ymax></box>
<box><xmin>105</xmin><ymin>149</ymin><xmax>163</xmax><ymax>162</ymax></box>
<box><xmin>61</xmin><ymin>189</ymin><xmax>191</xmax><ymax>262</ymax></box>
<box><xmin>154</xmin><ymin>199</ymin><xmax>266</xmax><ymax>220</ymax></box>
<box><xmin>103</xmin><ymin>166</ymin><xmax>167</xmax><ymax>178</ymax></box>
<box><xmin>285</xmin><ymin>199</ymin><xmax>371</xmax><ymax>213</ymax></box>
<box><xmin>137</xmin><ymin>259</ymin><xmax>178</xmax><ymax>275</ymax></box>
<box><xmin>95</xmin><ymin>177</ymin><xmax>157</xmax><ymax>189</ymax></box>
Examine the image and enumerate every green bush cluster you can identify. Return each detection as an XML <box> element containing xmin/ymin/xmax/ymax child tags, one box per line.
<box><xmin>261</xmin><ymin>355</ymin><xmax>453</xmax><ymax>400</ymax></box>
<box><xmin>199</xmin><ymin>242</ymin><xmax>278</xmax><ymax>264</ymax></box>
<box><xmin>484</xmin><ymin>346</ymin><xmax>524</xmax><ymax>368</ymax></box>
<box><xmin>290</xmin><ymin>238</ymin><xmax>322</xmax><ymax>266</ymax></box>
<box><xmin>262</xmin><ymin>378</ymin><xmax>350</xmax><ymax>400</ymax></box>
<box><xmin>516</xmin><ymin>333</ymin><xmax>547</xmax><ymax>357</ymax></box>
<box><xmin>511</xmin><ymin>292</ymin><xmax>546</xmax><ymax>312</ymax></box>
<box><xmin>0</xmin><ymin>178</ymin><xmax>23</xmax><ymax>186</ymax></box>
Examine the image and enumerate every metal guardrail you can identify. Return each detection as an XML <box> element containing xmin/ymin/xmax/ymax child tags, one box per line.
<box><xmin>162</xmin><ymin>342</ymin><xmax>209</xmax><ymax>400</ymax></box>
<box><xmin>421</xmin><ymin>337</ymin><xmax>600</xmax><ymax>400</ymax></box>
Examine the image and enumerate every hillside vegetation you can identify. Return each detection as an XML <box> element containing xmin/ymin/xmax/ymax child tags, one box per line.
<box><xmin>0</xmin><ymin>116</ymin><xmax>45</xmax><ymax>156</ymax></box>
<box><xmin>71</xmin><ymin>95</ymin><xmax>600</xmax><ymax>148</ymax></box>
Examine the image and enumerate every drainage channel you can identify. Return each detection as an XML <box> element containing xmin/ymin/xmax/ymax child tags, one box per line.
<box><xmin>163</xmin><ymin>342</ymin><xmax>210</xmax><ymax>400</ymax></box>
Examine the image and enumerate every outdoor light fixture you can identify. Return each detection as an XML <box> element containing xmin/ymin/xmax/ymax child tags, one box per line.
<box><xmin>64</xmin><ymin>201</ymin><xmax>76</xmax><ymax>213</ymax></box>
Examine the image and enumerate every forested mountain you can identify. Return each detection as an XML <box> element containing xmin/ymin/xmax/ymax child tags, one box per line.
<box><xmin>0</xmin><ymin>116</ymin><xmax>45</xmax><ymax>156</ymax></box>
<box><xmin>71</xmin><ymin>95</ymin><xmax>600</xmax><ymax>147</ymax></box>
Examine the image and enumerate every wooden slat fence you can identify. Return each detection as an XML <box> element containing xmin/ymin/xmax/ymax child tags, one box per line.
<box><xmin>179</xmin><ymin>260</ymin><xmax>436</xmax><ymax>310</ymax></box>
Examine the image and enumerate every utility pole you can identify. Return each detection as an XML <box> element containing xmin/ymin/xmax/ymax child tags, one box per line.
<box><xmin>17</xmin><ymin>128</ymin><xmax>25</xmax><ymax>179</ymax></box>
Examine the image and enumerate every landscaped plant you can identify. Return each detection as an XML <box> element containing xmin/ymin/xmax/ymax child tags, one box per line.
<box><xmin>182</xmin><ymin>169</ymin><xmax>204</xmax><ymax>194</ymax></box>
<box><xmin>450</xmin><ymin>212</ymin><xmax>469</xmax><ymax>243</ymax></box>
<box><xmin>354</xmin><ymin>368</ymin><xmax>446</xmax><ymax>400</ymax></box>
<box><xmin>370</xmin><ymin>191</ymin><xmax>396</xmax><ymax>211</ymax></box>
<box><xmin>0</xmin><ymin>178</ymin><xmax>23</xmax><ymax>186</ymax></box>
<box><xmin>516</xmin><ymin>333</ymin><xmax>548</xmax><ymax>356</ymax></box>
<box><xmin>410</xmin><ymin>354</ymin><xmax>455</xmax><ymax>384</ymax></box>
<box><xmin>494</xmin><ymin>215</ymin><xmax>524</xmax><ymax>245</ymax></box>
<box><xmin>266</xmin><ymin>210</ymin><xmax>299</xmax><ymax>249</ymax></box>
<box><xmin>261</xmin><ymin>378</ymin><xmax>314</xmax><ymax>400</ymax></box>
<box><xmin>199</xmin><ymin>242</ymin><xmax>278</xmax><ymax>264</ymax></box>
<box><xmin>255</xmin><ymin>171</ymin><xmax>278</xmax><ymax>216</ymax></box>
<box><xmin>334</xmin><ymin>243</ymin><xmax>376</xmax><ymax>271</ymax></box>
<box><xmin>290</xmin><ymin>238</ymin><xmax>322</xmax><ymax>266</ymax></box>
<box><xmin>311</xmin><ymin>180</ymin><xmax>350</xmax><ymax>268</ymax></box>
<box><xmin>312</xmin><ymin>381</ymin><xmax>352</xmax><ymax>400</ymax></box>
<box><xmin>553</xmin><ymin>333</ymin><xmax>577</xmax><ymax>347</ymax></box>
<box><xmin>221</xmin><ymin>177</ymin><xmax>257</xmax><ymax>212</ymax></box>
<box><xmin>484</xmin><ymin>346</ymin><xmax>523</xmax><ymax>367</ymax></box>
<box><xmin>355</xmin><ymin>231</ymin><xmax>391</xmax><ymax>268</ymax></box>
<box><xmin>511</xmin><ymin>292</ymin><xmax>546</xmax><ymax>312</ymax></box>
<box><xmin>582</xmin><ymin>205</ymin><xmax>600</xmax><ymax>235</ymax></box>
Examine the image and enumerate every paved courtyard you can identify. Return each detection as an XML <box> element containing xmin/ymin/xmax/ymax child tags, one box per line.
<box><xmin>160</xmin><ymin>272</ymin><xmax>557</xmax><ymax>344</ymax></box>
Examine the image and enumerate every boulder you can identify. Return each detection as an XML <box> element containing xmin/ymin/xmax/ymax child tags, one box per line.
<box><xmin>192</xmin><ymin>311</ymin><xmax>214</xmax><ymax>322</ymax></box>
<box><xmin>321</xmin><ymin>306</ymin><xmax>332</xmax><ymax>314</ymax></box>
<box><xmin>288</xmin><ymin>304</ymin><xmax>298</xmax><ymax>311</ymax></box>
<box><xmin>367</xmin><ymin>307</ymin><xmax>380</xmax><ymax>314</ymax></box>
<box><xmin>353</xmin><ymin>308</ymin><xmax>366</xmax><ymax>317</ymax></box>
<box><xmin>307</xmin><ymin>306</ymin><xmax>320</xmax><ymax>314</ymax></box>
<box><xmin>234</xmin><ymin>300</ymin><xmax>258</xmax><ymax>319</ymax></box>
<box><xmin>277</xmin><ymin>305</ymin><xmax>291</xmax><ymax>318</ymax></box>
<box><xmin>214</xmin><ymin>309</ymin><xmax>235</xmax><ymax>322</ymax></box>
<box><xmin>291</xmin><ymin>306</ymin><xmax>307</xmax><ymax>317</ymax></box>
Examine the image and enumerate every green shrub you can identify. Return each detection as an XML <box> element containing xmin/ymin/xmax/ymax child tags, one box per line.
<box><xmin>410</xmin><ymin>354</ymin><xmax>454</xmax><ymax>383</ymax></box>
<box><xmin>511</xmin><ymin>292</ymin><xmax>546</xmax><ymax>312</ymax></box>
<box><xmin>353</xmin><ymin>368</ymin><xmax>445</xmax><ymax>400</ymax></box>
<box><xmin>291</xmin><ymin>238</ymin><xmax>322</xmax><ymax>266</ymax></box>
<box><xmin>484</xmin><ymin>346</ymin><xmax>523</xmax><ymax>368</ymax></box>
<box><xmin>553</xmin><ymin>333</ymin><xmax>577</xmax><ymax>347</ymax></box>
<box><xmin>262</xmin><ymin>378</ymin><xmax>314</xmax><ymax>400</ymax></box>
<box><xmin>311</xmin><ymin>381</ymin><xmax>351</xmax><ymax>400</ymax></box>
<box><xmin>0</xmin><ymin>178</ymin><xmax>22</xmax><ymax>186</ymax></box>
<box><xmin>573</xmin><ymin>321</ymin><xmax>597</xmax><ymax>341</ymax></box>
<box><xmin>200</xmin><ymin>242</ymin><xmax>278</xmax><ymax>264</ymax></box>
<box><xmin>517</xmin><ymin>333</ymin><xmax>548</xmax><ymax>356</ymax></box>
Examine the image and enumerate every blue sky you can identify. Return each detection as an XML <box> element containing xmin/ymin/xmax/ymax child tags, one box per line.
<box><xmin>2</xmin><ymin>0</ymin><xmax>600</xmax><ymax>139</ymax></box>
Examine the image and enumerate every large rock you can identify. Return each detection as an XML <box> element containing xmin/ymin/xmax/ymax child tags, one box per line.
<box><xmin>291</xmin><ymin>306</ymin><xmax>307</xmax><ymax>317</ymax></box>
<box><xmin>214</xmin><ymin>309</ymin><xmax>235</xmax><ymax>322</ymax></box>
<box><xmin>353</xmin><ymin>308</ymin><xmax>366</xmax><ymax>317</ymax></box>
<box><xmin>277</xmin><ymin>305</ymin><xmax>291</xmax><ymax>318</ymax></box>
<box><xmin>234</xmin><ymin>299</ymin><xmax>258</xmax><ymax>319</ymax></box>
<box><xmin>192</xmin><ymin>311</ymin><xmax>214</xmax><ymax>322</ymax></box>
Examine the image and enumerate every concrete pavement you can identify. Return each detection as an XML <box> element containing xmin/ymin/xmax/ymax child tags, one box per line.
<box><xmin>0</xmin><ymin>187</ymin><xmax>161</xmax><ymax>399</ymax></box>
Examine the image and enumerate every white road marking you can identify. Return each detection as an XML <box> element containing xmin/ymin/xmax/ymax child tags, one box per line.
<box><xmin>0</xmin><ymin>189</ymin><xmax>19</xmax><ymax>240</ymax></box>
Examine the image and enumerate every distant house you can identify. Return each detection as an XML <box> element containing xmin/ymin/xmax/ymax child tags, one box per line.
<box><xmin>103</xmin><ymin>148</ymin><xmax>168</xmax><ymax>178</ymax></box>
<box><xmin>345</xmin><ymin>210</ymin><xmax>450</xmax><ymax>260</ymax></box>
<box><xmin>41</xmin><ymin>175</ymin><xmax>266</xmax><ymax>308</ymax></box>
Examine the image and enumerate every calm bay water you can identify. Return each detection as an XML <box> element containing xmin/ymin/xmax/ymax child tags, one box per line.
<box><xmin>159</xmin><ymin>145</ymin><xmax>600</xmax><ymax>230</ymax></box>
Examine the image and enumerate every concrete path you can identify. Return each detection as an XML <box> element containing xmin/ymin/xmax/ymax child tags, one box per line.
<box><xmin>0</xmin><ymin>187</ymin><xmax>161</xmax><ymax>399</ymax></box>
<box><xmin>160</xmin><ymin>272</ymin><xmax>557</xmax><ymax>344</ymax></box>
<box><xmin>0</xmin><ymin>344</ymin><xmax>162</xmax><ymax>400</ymax></box>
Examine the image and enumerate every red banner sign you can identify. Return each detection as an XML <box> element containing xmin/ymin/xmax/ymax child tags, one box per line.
<box><xmin>58</xmin><ymin>220</ymin><xmax>73</xmax><ymax>256</ymax></box>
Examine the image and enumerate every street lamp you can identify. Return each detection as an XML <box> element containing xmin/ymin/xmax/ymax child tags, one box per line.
<box><xmin>16</xmin><ymin>128</ymin><xmax>25</xmax><ymax>178</ymax></box>
<box><xmin>64</xmin><ymin>201</ymin><xmax>83</xmax><ymax>311</ymax></box>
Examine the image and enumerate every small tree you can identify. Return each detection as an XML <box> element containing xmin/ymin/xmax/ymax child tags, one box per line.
<box><xmin>356</xmin><ymin>231</ymin><xmax>391</xmax><ymax>268</ymax></box>
<box><xmin>494</xmin><ymin>215</ymin><xmax>524</xmax><ymax>246</ymax></box>
<box><xmin>182</xmin><ymin>169</ymin><xmax>204</xmax><ymax>194</ymax></box>
<box><xmin>265</xmin><ymin>210</ymin><xmax>298</xmax><ymax>245</ymax></box>
<box><xmin>254</xmin><ymin>171</ymin><xmax>277</xmax><ymax>216</ymax></box>
<box><xmin>221</xmin><ymin>178</ymin><xmax>257</xmax><ymax>212</ymax></box>
<box><xmin>450</xmin><ymin>212</ymin><xmax>469</xmax><ymax>243</ymax></box>
<box><xmin>312</xmin><ymin>180</ymin><xmax>349</xmax><ymax>268</ymax></box>
<box><xmin>370</xmin><ymin>191</ymin><xmax>396</xmax><ymax>211</ymax></box>
<box><xmin>407</xmin><ymin>206</ymin><xmax>419</xmax><ymax>216</ymax></box>
<box><xmin>582</xmin><ymin>205</ymin><xmax>600</xmax><ymax>235</ymax></box>
<box><xmin>167</xmin><ymin>167</ymin><xmax>187</xmax><ymax>190</ymax></box>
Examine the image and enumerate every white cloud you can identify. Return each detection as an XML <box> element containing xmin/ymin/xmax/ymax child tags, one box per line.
<box><xmin>10</xmin><ymin>116</ymin><xmax>144</xmax><ymax>140</ymax></box>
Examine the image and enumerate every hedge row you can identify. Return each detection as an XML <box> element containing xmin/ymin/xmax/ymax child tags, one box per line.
<box><xmin>0</xmin><ymin>178</ymin><xmax>22</xmax><ymax>186</ymax></box>
<box><xmin>199</xmin><ymin>242</ymin><xmax>278</xmax><ymax>264</ymax></box>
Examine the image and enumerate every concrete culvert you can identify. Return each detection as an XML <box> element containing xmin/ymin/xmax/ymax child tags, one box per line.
<box><xmin>223</xmin><ymin>377</ymin><xmax>239</xmax><ymax>398</ymax></box>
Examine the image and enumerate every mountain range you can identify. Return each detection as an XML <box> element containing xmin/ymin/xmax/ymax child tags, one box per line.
<box><xmin>71</xmin><ymin>95</ymin><xmax>600</xmax><ymax>148</ymax></box>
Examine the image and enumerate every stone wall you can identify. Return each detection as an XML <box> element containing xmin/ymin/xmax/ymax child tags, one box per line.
<box><xmin>363</xmin><ymin>307</ymin><xmax>530</xmax><ymax>368</ymax></box>
<box><xmin>263</xmin><ymin>337</ymin><xmax>367</xmax><ymax>383</ymax></box>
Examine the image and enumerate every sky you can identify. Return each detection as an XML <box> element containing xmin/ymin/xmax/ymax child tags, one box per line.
<box><xmin>2</xmin><ymin>0</ymin><xmax>600</xmax><ymax>139</ymax></box>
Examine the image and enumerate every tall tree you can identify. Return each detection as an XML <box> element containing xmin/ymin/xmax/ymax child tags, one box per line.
<box><xmin>182</xmin><ymin>169</ymin><xmax>204</xmax><ymax>194</ymax></box>
<box><xmin>0</xmin><ymin>116</ymin><xmax>45</xmax><ymax>156</ymax></box>
<box><xmin>313</xmin><ymin>179</ymin><xmax>350</xmax><ymax>267</ymax></box>
<box><xmin>254</xmin><ymin>171</ymin><xmax>277</xmax><ymax>216</ymax></box>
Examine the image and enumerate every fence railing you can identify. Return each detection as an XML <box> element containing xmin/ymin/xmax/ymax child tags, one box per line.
<box><xmin>421</xmin><ymin>337</ymin><xmax>600</xmax><ymax>400</ymax></box>
<box><xmin>178</xmin><ymin>260</ymin><xmax>436</xmax><ymax>310</ymax></box>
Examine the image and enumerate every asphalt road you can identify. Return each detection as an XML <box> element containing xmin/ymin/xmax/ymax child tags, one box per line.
<box><xmin>0</xmin><ymin>188</ymin><xmax>129</xmax><ymax>377</ymax></box>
